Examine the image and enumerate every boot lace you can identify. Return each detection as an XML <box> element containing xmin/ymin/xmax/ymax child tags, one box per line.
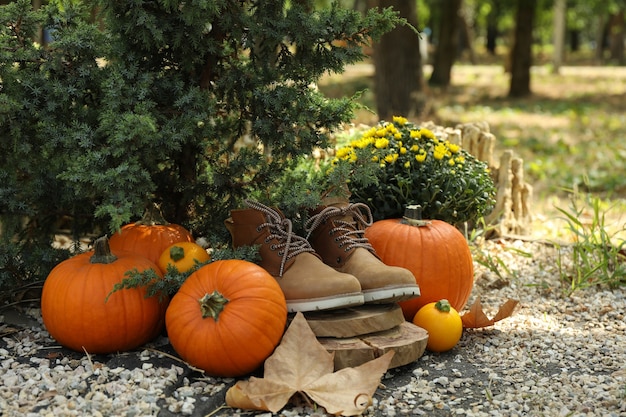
<box><xmin>305</xmin><ymin>202</ymin><xmax>375</xmax><ymax>253</ymax></box>
<box><xmin>245</xmin><ymin>200</ymin><xmax>315</xmax><ymax>277</ymax></box>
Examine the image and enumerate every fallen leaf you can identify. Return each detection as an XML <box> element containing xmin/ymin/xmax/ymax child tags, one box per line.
<box><xmin>461</xmin><ymin>297</ymin><xmax>519</xmax><ymax>328</ymax></box>
<box><xmin>225</xmin><ymin>312</ymin><xmax>394</xmax><ymax>416</ymax></box>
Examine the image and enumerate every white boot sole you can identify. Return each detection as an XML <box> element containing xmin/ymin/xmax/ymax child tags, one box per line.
<box><xmin>363</xmin><ymin>285</ymin><xmax>420</xmax><ymax>304</ymax></box>
<box><xmin>286</xmin><ymin>292</ymin><xmax>364</xmax><ymax>313</ymax></box>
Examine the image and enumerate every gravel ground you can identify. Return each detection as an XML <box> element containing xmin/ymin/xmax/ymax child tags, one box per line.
<box><xmin>1</xmin><ymin>238</ymin><xmax>625</xmax><ymax>417</ymax></box>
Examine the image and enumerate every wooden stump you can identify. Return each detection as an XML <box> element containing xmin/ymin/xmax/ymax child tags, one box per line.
<box><xmin>421</xmin><ymin>120</ymin><xmax>534</xmax><ymax>237</ymax></box>
<box><xmin>298</xmin><ymin>304</ymin><xmax>429</xmax><ymax>370</ymax></box>
<box><xmin>318</xmin><ymin>322</ymin><xmax>428</xmax><ymax>370</ymax></box>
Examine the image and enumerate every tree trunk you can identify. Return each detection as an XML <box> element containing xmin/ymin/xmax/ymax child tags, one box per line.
<box><xmin>595</xmin><ymin>15</ymin><xmax>606</xmax><ymax>63</ymax></box>
<box><xmin>569</xmin><ymin>29</ymin><xmax>580</xmax><ymax>52</ymax></box>
<box><xmin>508</xmin><ymin>0</ymin><xmax>536</xmax><ymax>98</ymax></box>
<box><xmin>608</xmin><ymin>10</ymin><xmax>625</xmax><ymax>64</ymax></box>
<box><xmin>428</xmin><ymin>0</ymin><xmax>463</xmax><ymax>87</ymax></box>
<box><xmin>485</xmin><ymin>0</ymin><xmax>500</xmax><ymax>55</ymax></box>
<box><xmin>373</xmin><ymin>0</ymin><xmax>424</xmax><ymax>120</ymax></box>
<box><xmin>552</xmin><ymin>0</ymin><xmax>566</xmax><ymax>74</ymax></box>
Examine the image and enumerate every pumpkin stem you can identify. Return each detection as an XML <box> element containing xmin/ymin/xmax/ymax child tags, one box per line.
<box><xmin>169</xmin><ymin>245</ymin><xmax>185</xmax><ymax>262</ymax></box>
<box><xmin>90</xmin><ymin>236</ymin><xmax>118</xmax><ymax>264</ymax></box>
<box><xmin>198</xmin><ymin>290</ymin><xmax>230</xmax><ymax>320</ymax></box>
<box><xmin>435</xmin><ymin>299</ymin><xmax>452</xmax><ymax>313</ymax></box>
<box><xmin>402</xmin><ymin>205</ymin><xmax>431</xmax><ymax>227</ymax></box>
<box><xmin>136</xmin><ymin>202</ymin><xmax>170</xmax><ymax>226</ymax></box>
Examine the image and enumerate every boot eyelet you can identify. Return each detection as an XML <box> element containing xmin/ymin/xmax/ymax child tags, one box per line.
<box><xmin>256</xmin><ymin>226</ymin><xmax>263</xmax><ymax>232</ymax></box>
<box><xmin>270</xmin><ymin>244</ymin><xmax>277</xmax><ymax>250</ymax></box>
<box><xmin>278</xmin><ymin>250</ymin><xmax>284</xmax><ymax>256</ymax></box>
<box><xmin>336</xmin><ymin>257</ymin><xmax>342</xmax><ymax>264</ymax></box>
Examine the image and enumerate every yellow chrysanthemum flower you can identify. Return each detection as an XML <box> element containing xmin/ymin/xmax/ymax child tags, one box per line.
<box><xmin>384</xmin><ymin>153</ymin><xmax>399</xmax><ymax>164</ymax></box>
<box><xmin>433</xmin><ymin>151</ymin><xmax>445</xmax><ymax>160</ymax></box>
<box><xmin>336</xmin><ymin>147</ymin><xmax>351</xmax><ymax>159</ymax></box>
<box><xmin>392</xmin><ymin>116</ymin><xmax>408</xmax><ymax>125</ymax></box>
<box><xmin>363</xmin><ymin>127</ymin><xmax>377</xmax><ymax>138</ymax></box>
<box><xmin>410</xmin><ymin>130</ymin><xmax>421</xmax><ymax>139</ymax></box>
<box><xmin>404</xmin><ymin>161</ymin><xmax>411</xmax><ymax>168</ymax></box>
<box><xmin>399</xmin><ymin>146</ymin><xmax>407</xmax><ymax>155</ymax></box>
<box><xmin>375</xmin><ymin>138</ymin><xmax>389</xmax><ymax>149</ymax></box>
<box><xmin>448</xmin><ymin>158</ymin><xmax>455</xmax><ymax>166</ymax></box>
<box><xmin>415</xmin><ymin>153</ymin><xmax>426</xmax><ymax>163</ymax></box>
<box><xmin>448</xmin><ymin>143</ymin><xmax>460</xmax><ymax>154</ymax></box>
<box><xmin>410</xmin><ymin>144</ymin><xmax>419</xmax><ymax>152</ymax></box>
<box><xmin>421</xmin><ymin>128</ymin><xmax>435</xmax><ymax>139</ymax></box>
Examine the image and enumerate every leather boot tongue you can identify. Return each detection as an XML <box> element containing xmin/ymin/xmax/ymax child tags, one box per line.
<box><xmin>321</xmin><ymin>196</ymin><xmax>350</xmax><ymax>207</ymax></box>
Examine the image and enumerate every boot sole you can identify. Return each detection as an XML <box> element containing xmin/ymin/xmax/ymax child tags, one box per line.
<box><xmin>363</xmin><ymin>285</ymin><xmax>421</xmax><ymax>304</ymax></box>
<box><xmin>286</xmin><ymin>292</ymin><xmax>365</xmax><ymax>313</ymax></box>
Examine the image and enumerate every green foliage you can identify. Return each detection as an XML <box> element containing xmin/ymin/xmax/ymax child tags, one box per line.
<box><xmin>0</xmin><ymin>0</ymin><xmax>403</xmax><ymax>295</ymax></box>
<box><xmin>326</xmin><ymin>117</ymin><xmax>496</xmax><ymax>226</ymax></box>
<box><xmin>0</xmin><ymin>239</ymin><xmax>71</xmax><ymax>305</ymax></box>
<box><xmin>555</xmin><ymin>193</ymin><xmax>626</xmax><ymax>294</ymax></box>
<box><xmin>107</xmin><ymin>245</ymin><xmax>260</xmax><ymax>299</ymax></box>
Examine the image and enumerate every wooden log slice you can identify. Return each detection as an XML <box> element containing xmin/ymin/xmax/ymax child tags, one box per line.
<box><xmin>318</xmin><ymin>322</ymin><xmax>429</xmax><ymax>370</ymax></box>
<box><xmin>299</xmin><ymin>303</ymin><xmax>406</xmax><ymax>338</ymax></box>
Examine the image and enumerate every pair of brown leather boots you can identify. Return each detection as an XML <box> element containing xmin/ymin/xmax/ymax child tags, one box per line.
<box><xmin>225</xmin><ymin>199</ymin><xmax>420</xmax><ymax>312</ymax></box>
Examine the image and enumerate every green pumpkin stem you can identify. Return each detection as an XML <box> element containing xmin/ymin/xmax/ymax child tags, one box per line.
<box><xmin>198</xmin><ymin>290</ymin><xmax>230</xmax><ymax>320</ymax></box>
<box><xmin>169</xmin><ymin>245</ymin><xmax>185</xmax><ymax>262</ymax></box>
<box><xmin>136</xmin><ymin>202</ymin><xmax>170</xmax><ymax>226</ymax></box>
<box><xmin>402</xmin><ymin>205</ymin><xmax>431</xmax><ymax>227</ymax></box>
<box><xmin>90</xmin><ymin>236</ymin><xmax>118</xmax><ymax>264</ymax></box>
<box><xmin>435</xmin><ymin>299</ymin><xmax>452</xmax><ymax>313</ymax></box>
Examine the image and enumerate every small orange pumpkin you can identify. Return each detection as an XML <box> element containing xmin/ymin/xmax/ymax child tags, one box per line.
<box><xmin>109</xmin><ymin>203</ymin><xmax>194</xmax><ymax>264</ymax></box>
<box><xmin>41</xmin><ymin>236</ymin><xmax>168</xmax><ymax>354</ymax></box>
<box><xmin>413</xmin><ymin>299</ymin><xmax>463</xmax><ymax>352</ymax></box>
<box><xmin>365</xmin><ymin>205</ymin><xmax>474</xmax><ymax>321</ymax></box>
<box><xmin>165</xmin><ymin>260</ymin><xmax>287</xmax><ymax>377</ymax></box>
<box><xmin>157</xmin><ymin>242</ymin><xmax>210</xmax><ymax>274</ymax></box>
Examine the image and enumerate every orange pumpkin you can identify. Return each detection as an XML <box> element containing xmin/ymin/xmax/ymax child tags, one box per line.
<box><xmin>109</xmin><ymin>203</ymin><xmax>194</xmax><ymax>264</ymax></box>
<box><xmin>165</xmin><ymin>260</ymin><xmax>287</xmax><ymax>377</ymax></box>
<box><xmin>41</xmin><ymin>236</ymin><xmax>168</xmax><ymax>354</ymax></box>
<box><xmin>365</xmin><ymin>205</ymin><xmax>474</xmax><ymax>321</ymax></box>
<box><xmin>413</xmin><ymin>299</ymin><xmax>463</xmax><ymax>352</ymax></box>
<box><xmin>157</xmin><ymin>242</ymin><xmax>210</xmax><ymax>274</ymax></box>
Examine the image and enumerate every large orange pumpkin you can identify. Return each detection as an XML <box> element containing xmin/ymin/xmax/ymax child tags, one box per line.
<box><xmin>41</xmin><ymin>236</ymin><xmax>168</xmax><ymax>354</ymax></box>
<box><xmin>166</xmin><ymin>260</ymin><xmax>287</xmax><ymax>377</ymax></box>
<box><xmin>365</xmin><ymin>205</ymin><xmax>474</xmax><ymax>321</ymax></box>
<box><xmin>109</xmin><ymin>203</ymin><xmax>194</xmax><ymax>264</ymax></box>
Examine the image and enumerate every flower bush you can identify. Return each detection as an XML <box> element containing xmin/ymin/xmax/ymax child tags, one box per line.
<box><xmin>330</xmin><ymin>117</ymin><xmax>496</xmax><ymax>226</ymax></box>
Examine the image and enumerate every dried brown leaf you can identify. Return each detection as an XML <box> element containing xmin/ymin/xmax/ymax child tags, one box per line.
<box><xmin>461</xmin><ymin>297</ymin><xmax>519</xmax><ymax>328</ymax></box>
<box><xmin>225</xmin><ymin>312</ymin><xmax>394</xmax><ymax>416</ymax></box>
<box><xmin>305</xmin><ymin>350</ymin><xmax>394</xmax><ymax>415</ymax></box>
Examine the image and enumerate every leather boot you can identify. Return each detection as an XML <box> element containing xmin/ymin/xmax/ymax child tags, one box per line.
<box><xmin>224</xmin><ymin>200</ymin><xmax>364</xmax><ymax>313</ymax></box>
<box><xmin>306</xmin><ymin>201</ymin><xmax>420</xmax><ymax>304</ymax></box>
